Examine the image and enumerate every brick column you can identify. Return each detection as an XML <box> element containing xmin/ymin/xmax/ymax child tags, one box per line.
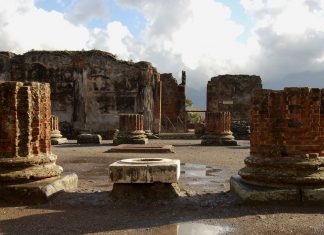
<box><xmin>0</xmin><ymin>82</ymin><xmax>62</xmax><ymax>182</ymax></box>
<box><xmin>50</xmin><ymin>115</ymin><xmax>68</xmax><ymax>145</ymax></box>
<box><xmin>201</xmin><ymin>112</ymin><xmax>237</xmax><ymax>145</ymax></box>
<box><xmin>51</xmin><ymin>115</ymin><xmax>59</xmax><ymax>132</ymax></box>
<box><xmin>119</xmin><ymin>114</ymin><xmax>144</xmax><ymax>132</ymax></box>
<box><xmin>238</xmin><ymin>87</ymin><xmax>324</xmax><ymax>187</ymax></box>
<box><xmin>113</xmin><ymin>114</ymin><xmax>148</xmax><ymax>145</ymax></box>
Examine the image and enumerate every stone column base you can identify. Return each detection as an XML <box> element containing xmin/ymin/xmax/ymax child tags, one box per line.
<box><xmin>0</xmin><ymin>154</ymin><xmax>63</xmax><ymax>183</ymax></box>
<box><xmin>113</xmin><ymin>131</ymin><xmax>148</xmax><ymax>145</ymax></box>
<box><xmin>230</xmin><ymin>175</ymin><xmax>324</xmax><ymax>203</ymax></box>
<box><xmin>201</xmin><ymin>132</ymin><xmax>237</xmax><ymax>146</ymax></box>
<box><xmin>0</xmin><ymin>172</ymin><xmax>78</xmax><ymax>204</ymax></box>
<box><xmin>51</xmin><ymin>130</ymin><xmax>68</xmax><ymax>145</ymax></box>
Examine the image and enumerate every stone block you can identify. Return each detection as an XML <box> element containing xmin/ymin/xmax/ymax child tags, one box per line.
<box><xmin>107</xmin><ymin>144</ymin><xmax>174</xmax><ymax>153</ymax></box>
<box><xmin>230</xmin><ymin>175</ymin><xmax>299</xmax><ymax>202</ymax></box>
<box><xmin>51</xmin><ymin>137</ymin><xmax>68</xmax><ymax>145</ymax></box>
<box><xmin>302</xmin><ymin>187</ymin><xmax>324</xmax><ymax>202</ymax></box>
<box><xmin>0</xmin><ymin>172</ymin><xmax>78</xmax><ymax>203</ymax></box>
<box><xmin>109</xmin><ymin>158</ymin><xmax>180</xmax><ymax>183</ymax></box>
<box><xmin>111</xmin><ymin>182</ymin><xmax>181</xmax><ymax>199</ymax></box>
<box><xmin>77</xmin><ymin>134</ymin><xmax>102</xmax><ymax>144</ymax></box>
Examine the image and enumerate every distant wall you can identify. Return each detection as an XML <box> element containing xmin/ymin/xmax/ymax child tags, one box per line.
<box><xmin>207</xmin><ymin>74</ymin><xmax>262</xmax><ymax>122</ymax></box>
<box><xmin>0</xmin><ymin>50</ymin><xmax>161</xmax><ymax>137</ymax></box>
<box><xmin>160</xmin><ymin>71</ymin><xmax>186</xmax><ymax>131</ymax></box>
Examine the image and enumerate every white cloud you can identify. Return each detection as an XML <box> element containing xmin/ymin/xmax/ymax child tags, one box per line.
<box><xmin>1</xmin><ymin>0</ymin><xmax>324</xmax><ymax>98</ymax></box>
<box><xmin>240</xmin><ymin>0</ymin><xmax>324</xmax><ymax>84</ymax></box>
<box><xmin>88</xmin><ymin>21</ymin><xmax>133</xmax><ymax>59</ymax></box>
<box><xmin>118</xmin><ymin>0</ymin><xmax>250</xmax><ymax>87</ymax></box>
<box><xmin>115</xmin><ymin>0</ymin><xmax>324</xmax><ymax>90</ymax></box>
<box><xmin>0</xmin><ymin>0</ymin><xmax>89</xmax><ymax>53</ymax></box>
<box><xmin>65</xmin><ymin>0</ymin><xmax>108</xmax><ymax>25</ymax></box>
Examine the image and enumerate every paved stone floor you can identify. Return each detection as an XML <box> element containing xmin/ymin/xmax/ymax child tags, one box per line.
<box><xmin>1</xmin><ymin>139</ymin><xmax>324</xmax><ymax>234</ymax></box>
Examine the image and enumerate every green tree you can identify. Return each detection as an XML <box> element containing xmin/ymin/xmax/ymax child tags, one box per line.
<box><xmin>185</xmin><ymin>98</ymin><xmax>193</xmax><ymax>108</ymax></box>
<box><xmin>185</xmin><ymin>98</ymin><xmax>201</xmax><ymax>124</ymax></box>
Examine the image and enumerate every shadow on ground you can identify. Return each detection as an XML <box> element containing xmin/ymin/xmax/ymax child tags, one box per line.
<box><xmin>0</xmin><ymin>189</ymin><xmax>324</xmax><ymax>235</ymax></box>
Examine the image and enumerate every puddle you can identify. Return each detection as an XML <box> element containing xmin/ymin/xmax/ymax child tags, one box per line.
<box><xmin>143</xmin><ymin>222</ymin><xmax>234</xmax><ymax>235</ymax></box>
<box><xmin>180</xmin><ymin>163</ymin><xmax>221</xmax><ymax>177</ymax></box>
<box><xmin>180</xmin><ymin>163</ymin><xmax>230</xmax><ymax>186</ymax></box>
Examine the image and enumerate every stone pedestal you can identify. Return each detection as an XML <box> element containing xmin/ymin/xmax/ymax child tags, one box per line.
<box><xmin>0</xmin><ymin>82</ymin><xmax>77</xmax><ymax>203</ymax></box>
<box><xmin>201</xmin><ymin>112</ymin><xmax>237</xmax><ymax>146</ymax></box>
<box><xmin>113</xmin><ymin>114</ymin><xmax>148</xmax><ymax>145</ymax></box>
<box><xmin>77</xmin><ymin>134</ymin><xmax>102</xmax><ymax>144</ymax></box>
<box><xmin>109</xmin><ymin>158</ymin><xmax>181</xmax><ymax>198</ymax></box>
<box><xmin>231</xmin><ymin>88</ymin><xmax>324</xmax><ymax>203</ymax></box>
<box><xmin>50</xmin><ymin>115</ymin><xmax>68</xmax><ymax>145</ymax></box>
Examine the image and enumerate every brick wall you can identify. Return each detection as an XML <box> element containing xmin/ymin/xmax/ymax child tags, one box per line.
<box><xmin>160</xmin><ymin>72</ymin><xmax>186</xmax><ymax>131</ymax></box>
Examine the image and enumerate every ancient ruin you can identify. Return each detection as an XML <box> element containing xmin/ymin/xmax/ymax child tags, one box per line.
<box><xmin>113</xmin><ymin>114</ymin><xmax>148</xmax><ymax>145</ymax></box>
<box><xmin>109</xmin><ymin>158</ymin><xmax>181</xmax><ymax>198</ymax></box>
<box><xmin>0</xmin><ymin>50</ymin><xmax>162</xmax><ymax>137</ymax></box>
<box><xmin>0</xmin><ymin>81</ymin><xmax>77</xmax><ymax>202</ymax></box>
<box><xmin>50</xmin><ymin>115</ymin><xmax>68</xmax><ymax>145</ymax></box>
<box><xmin>207</xmin><ymin>75</ymin><xmax>262</xmax><ymax>139</ymax></box>
<box><xmin>201</xmin><ymin>112</ymin><xmax>237</xmax><ymax>146</ymax></box>
<box><xmin>231</xmin><ymin>87</ymin><xmax>324</xmax><ymax>202</ymax></box>
<box><xmin>160</xmin><ymin>71</ymin><xmax>186</xmax><ymax>132</ymax></box>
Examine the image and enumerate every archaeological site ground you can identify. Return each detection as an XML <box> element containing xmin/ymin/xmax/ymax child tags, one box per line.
<box><xmin>0</xmin><ymin>50</ymin><xmax>324</xmax><ymax>234</ymax></box>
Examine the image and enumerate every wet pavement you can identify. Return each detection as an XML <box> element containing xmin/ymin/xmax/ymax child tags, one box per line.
<box><xmin>128</xmin><ymin>222</ymin><xmax>234</xmax><ymax>235</ymax></box>
<box><xmin>3</xmin><ymin>140</ymin><xmax>324</xmax><ymax>234</ymax></box>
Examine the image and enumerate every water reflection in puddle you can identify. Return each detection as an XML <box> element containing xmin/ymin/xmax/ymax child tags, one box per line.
<box><xmin>180</xmin><ymin>163</ymin><xmax>229</xmax><ymax>185</ymax></box>
<box><xmin>180</xmin><ymin>163</ymin><xmax>221</xmax><ymax>177</ymax></box>
<box><xmin>146</xmin><ymin>222</ymin><xmax>234</xmax><ymax>235</ymax></box>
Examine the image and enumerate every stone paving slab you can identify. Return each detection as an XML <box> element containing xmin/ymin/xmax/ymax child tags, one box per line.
<box><xmin>0</xmin><ymin>172</ymin><xmax>78</xmax><ymax>204</ymax></box>
<box><xmin>107</xmin><ymin>144</ymin><xmax>174</xmax><ymax>153</ymax></box>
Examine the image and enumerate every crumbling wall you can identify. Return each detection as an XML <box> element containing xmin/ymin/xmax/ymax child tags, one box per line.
<box><xmin>0</xmin><ymin>52</ymin><xmax>15</xmax><ymax>81</ymax></box>
<box><xmin>160</xmin><ymin>71</ymin><xmax>186</xmax><ymax>131</ymax></box>
<box><xmin>0</xmin><ymin>50</ymin><xmax>161</xmax><ymax>137</ymax></box>
<box><xmin>207</xmin><ymin>74</ymin><xmax>262</xmax><ymax>121</ymax></box>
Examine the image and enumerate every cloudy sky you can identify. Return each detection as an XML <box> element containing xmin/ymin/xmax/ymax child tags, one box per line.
<box><xmin>1</xmin><ymin>0</ymin><xmax>324</xmax><ymax>107</ymax></box>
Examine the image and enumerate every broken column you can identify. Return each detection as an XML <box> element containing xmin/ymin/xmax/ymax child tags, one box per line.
<box><xmin>113</xmin><ymin>114</ymin><xmax>148</xmax><ymax>145</ymax></box>
<box><xmin>201</xmin><ymin>112</ymin><xmax>237</xmax><ymax>146</ymax></box>
<box><xmin>0</xmin><ymin>82</ymin><xmax>78</xmax><ymax>203</ymax></box>
<box><xmin>231</xmin><ymin>87</ymin><xmax>324</xmax><ymax>202</ymax></box>
<box><xmin>50</xmin><ymin>115</ymin><xmax>68</xmax><ymax>145</ymax></box>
